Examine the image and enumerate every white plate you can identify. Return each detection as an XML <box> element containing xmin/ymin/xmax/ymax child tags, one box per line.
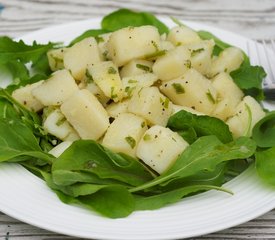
<box><xmin>1</xmin><ymin>18</ymin><xmax>275</xmax><ymax>240</ymax></box>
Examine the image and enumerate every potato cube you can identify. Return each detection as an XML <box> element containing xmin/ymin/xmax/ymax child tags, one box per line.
<box><xmin>85</xmin><ymin>82</ymin><xmax>110</xmax><ymax>107</ymax></box>
<box><xmin>49</xmin><ymin>141</ymin><xmax>72</xmax><ymax>158</ymax></box>
<box><xmin>47</xmin><ymin>48</ymin><xmax>67</xmax><ymax>71</ymax></box>
<box><xmin>122</xmin><ymin>73</ymin><xmax>158</xmax><ymax>98</ymax></box>
<box><xmin>60</xmin><ymin>89</ymin><xmax>110</xmax><ymax>140</ymax></box>
<box><xmin>211</xmin><ymin>73</ymin><xmax>244</xmax><ymax>120</ymax></box>
<box><xmin>43</xmin><ymin>108</ymin><xmax>79</xmax><ymax>141</ymax></box>
<box><xmin>160</xmin><ymin>69</ymin><xmax>217</xmax><ymax>115</ymax></box>
<box><xmin>32</xmin><ymin>69</ymin><xmax>78</xmax><ymax>106</ymax></box>
<box><xmin>210</xmin><ymin>47</ymin><xmax>244</xmax><ymax>77</ymax></box>
<box><xmin>226</xmin><ymin>96</ymin><xmax>265</xmax><ymax>138</ymax></box>
<box><xmin>106</xmin><ymin>100</ymin><xmax>130</xmax><ymax>118</ymax></box>
<box><xmin>102</xmin><ymin>113</ymin><xmax>148</xmax><ymax>157</ymax></box>
<box><xmin>186</xmin><ymin>40</ymin><xmax>215</xmax><ymax>76</ymax></box>
<box><xmin>152</xmin><ymin>46</ymin><xmax>191</xmax><ymax>81</ymax></box>
<box><xmin>160</xmin><ymin>40</ymin><xmax>175</xmax><ymax>51</ymax></box>
<box><xmin>120</xmin><ymin>60</ymin><xmax>153</xmax><ymax>78</ymax></box>
<box><xmin>63</xmin><ymin>37</ymin><xmax>102</xmax><ymax>80</ymax></box>
<box><xmin>127</xmin><ymin>87</ymin><xmax>173</xmax><ymax>126</ymax></box>
<box><xmin>167</xmin><ymin>26</ymin><xmax>201</xmax><ymax>46</ymax></box>
<box><xmin>12</xmin><ymin>81</ymin><xmax>44</xmax><ymax>112</ymax></box>
<box><xmin>136</xmin><ymin>125</ymin><xmax>189</xmax><ymax>174</ymax></box>
<box><xmin>107</xmin><ymin>26</ymin><xmax>161</xmax><ymax>66</ymax></box>
<box><xmin>87</xmin><ymin>61</ymin><xmax>123</xmax><ymax>102</ymax></box>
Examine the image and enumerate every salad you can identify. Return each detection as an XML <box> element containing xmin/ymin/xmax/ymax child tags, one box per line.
<box><xmin>0</xmin><ymin>9</ymin><xmax>275</xmax><ymax>219</ymax></box>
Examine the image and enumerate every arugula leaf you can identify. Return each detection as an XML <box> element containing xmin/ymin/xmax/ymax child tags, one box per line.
<box><xmin>252</xmin><ymin>111</ymin><xmax>275</xmax><ymax>148</ymax></box>
<box><xmin>134</xmin><ymin>185</ymin><xmax>231</xmax><ymax>211</ymax></box>
<box><xmin>101</xmin><ymin>9</ymin><xmax>169</xmax><ymax>34</ymax></box>
<box><xmin>131</xmin><ymin>136</ymin><xmax>256</xmax><ymax>192</ymax></box>
<box><xmin>255</xmin><ymin>147</ymin><xmax>275</xmax><ymax>186</ymax></box>
<box><xmin>52</xmin><ymin>140</ymin><xmax>153</xmax><ymax>187</ymax></box>
<box><xmin>168</xmin><ymin>110</ymin><xmax>233</xmax><ymax>144</ymax></box>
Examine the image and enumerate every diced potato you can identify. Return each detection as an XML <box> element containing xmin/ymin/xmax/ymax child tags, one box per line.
<box><xmin>49</xmin><ymin>141</ymin><xmax>72</xmax><ymax>158</ymax></box>
<box><xmin>127</xmin><ymin>87</ymin><xmax>173</xmax><ymax>126</ymax></box>
<box><xmin>152</xmin><ymin>46</ymin><xmax>191</xmax><ymax>81</ymax></box>
<box><xmin>32</xmin><ymin>69</ymin><xmax>78</xmax><ymax>106</ymax></box>
<box><xmin>47</xmin><ymin>48</ymin><xmax>67</xmax><ymax>71</ymax></box>
<box><xmin>87</xmin><ymin>61</ymin><xmax>123</xmax><ymax>102</ymax></box>
<box><xmin>43</xmin><ymin>108</ymin><xmax>79</xmax><ymax>141</ymax></box>
<box><xmin>63</xmin><ymin>37</ymin><xmax>102</xmax><ymax>80</ymax></box>
<box><xmin>160</xmin><ymin>69</ymin><xmax>217</xmax><ymax>115</ymax></box>
<box><xmin>226</xmin><ymin>96</ymin><xmax>266</xmax><ymax>138</ymax></box>
<box><xmin>60</xmin><ymin>89</ymin><xmax>110</xmax><ymax>140</ymax></box>
<box><xmin>106</xmin><ymin>99</ymin><xmax>130</xmax><ymax>118</ymax></box>
<box><xmin>120</xmin><ymin>60</ymin><xmax>153</xmax><ymax>78</ymax></box>
<box><xmin>172</xmin><ymin>104</ymin><xmax>205</xmax><ymax>116</ymax></box>
<box><xmin>102</xmin><ymin>113</ymin><xmax>148</xmax><ymax>157</ymax></box>
<box><xmin>210</xmin><ymin>47</ymin><xmax>244</xmax><ymax>77</ymax></box>
<box><xmin>64</xmin><ymin>131</ymin><xmax>80</xmax><ymax>142</ymax></box>
<box><xmin>160</xmin><ymin>40</ymin><xmax>175</xmax><ymax>51</ymax></box>
<box><xmin>211</xmin><ymin>73</ymin><xmax>244</xmax><ymax>120</ymax></box>
<box><xmin>185</xmin><ymin>40</ymin><xmax>215</xmax><ymax>76</ymax></box>
<box><xmin>85</xmin><ymin>82</ymin><xmax>110</xmax><ymax>106</ymax></box>
<box><xmin>97</xmin><ymin>33</ymin><xmax>112</xmax><ymax>60</ymax></box>
<box><xmin>107</xmin><ymin>26</ymin><xmax>161</xmax><ymax>66</ymax></box>
<box><xmin>136</xmin><ymin>125</ymin><xmax>189</xmax><ymax>174</ymax></box>
<box><xmin>12</xmin><ymin>81</ymin><xmax>44</xmax><ymax>112</ymax></box>
<box><xmin>167</xmin><ymin>26</ymin><xmax>201</xmax><ymax>46</ymax></box>
<box><xmin>122</xmin><ymin>73</ymin><xmax>158</xmax><ymax>98</ymax></box>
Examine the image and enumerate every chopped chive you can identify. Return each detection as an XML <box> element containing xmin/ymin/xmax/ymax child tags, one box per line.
<box><xmin>85</xmin><ymin>69</ymin><xmax>94</xmax><ymax>83</ymax></box>
<box><xmin>184</xmin><ymin>60</ymin><xmax>192</xmax><ymax>69</ymax></box>
<box><xmin>172</xmin><ymin>83</ymin><xmax>185</xmax><ymax>94</ymax></box>
<box><xmin>125</xmin><ymin>136</ymin><xmax>136</xmax><ymax>149</ymax></box>
<box><xmin>151</xmin><ymin>40</ymin><xmax>159</xmax><ymax>51</ymax></box>
<box><xmin>143</xmin><ymin>134</ymin><xmax>151</xmax><ymax>141</ymax></box>
<box><xmin>191</xmin><ymin>48</ymin><xmax>204</xmax><ymax>57</ymax></box>
<box><xmin>111</xmin><ymin>86</ymin><xmax>118</xmax><ymax>99</ymax></box>
<box><xmin>125</xmin><ymin>86</ymin><xmax>135</xmax><ymax>97</ymax></box>
<box><xmin>136</xmin><ymin>64</ymin><xmax>153</xmax><ymax>73</ymax></box>
<box><xmin>206</xmin><ymin>90</ymin><xmax>216</xmax><ymax>104</ymax></box>
<box><xmin>108</xmin><ymin>66</ymin><xmax>117</xmax><ymax>74</ymax></box>
<box><xmin>56</xmin><ymin>116</ymin><xmax>66</xmax><ymax>126</ymax></box>
<box><xmin>163</xmin><ymin>97</ymin><xmax>170</xmax><ymax>109</ymax></box>
<box><xmin>141</xmin><ymin>121</ymin><xmax>146</xmax><ymax>128</ymax></box>
<box><xmin>128</xmin><ymin>79</ymin><xmax>138</xmax><ymax>84</ymax></box>
<box><xmin>145</xmin><ymin>50</ymin><xmax>166</xmax><ymax>59</ymax></box>
<box><xmin>95</xmin><ymin>36</ymin><xmax>104</xmax><ymax>43</ymax></box>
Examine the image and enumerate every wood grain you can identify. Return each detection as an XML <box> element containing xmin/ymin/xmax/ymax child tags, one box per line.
<box><xmin>0</xmin><ymin>0</ymin><xmax>275</xmax><ymax>239</ymax></box>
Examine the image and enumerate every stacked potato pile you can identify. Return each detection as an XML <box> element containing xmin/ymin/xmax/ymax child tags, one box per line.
<box><xmin>12</xmin><ymin>25</ymin><xmax>265</xmax><ymax>174</ymax></box>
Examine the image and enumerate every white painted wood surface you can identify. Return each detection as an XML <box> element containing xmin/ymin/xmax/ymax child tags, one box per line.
<box><xmin>0</xmin><ymin>0</ymin><xmax>275</xmax><ymax>239</ymax></box>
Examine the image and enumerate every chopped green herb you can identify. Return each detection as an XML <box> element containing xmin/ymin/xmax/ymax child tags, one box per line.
<box><xmin>164</xmin><ymin>97</ymin><xmax>170</xmax><ymax>109</ymax></box>
<box><xmin>102</xmin><ymin>50</ymin><xmax>109</xmax><ymax>60</ymax></box>
<box><xmin>206</xmin><ymin>90</ymin><xmax>216</xmax><ymax>104</ymax></box>
<box><xmin>111</xmin><ymin>86</ymin><xmax>118</xmax><ymax>99</ymax></box>
<box><xmin>56</xmin><ymin>117</ymin><xmax>66</xmax><ymax>126</ymax></box>
<box><xmin>151</xmin><ymin>41</ymin><xmax>159</xmax><ymax>51</ymax></box>
<box><xmin>128</xmin><ymin>79</ymin><xmax>138</xmax><ymax>84</ymax></box>
<box><xmin>95</xmin><ymin>36</ymin><xmax>104</xmax><ymax>43</ymax></box>
<box><xmin>143</xmin><ymin>134</ymin><xmax>151</xmax><ymax>141</ymax></box>
<box><xmin>191</xmin><ymin>48</ymin><xmax>204</xmax><ymax>57</ymax></box>
<box><xmin>184</xmin><ymin>60</ymin><xmax>192</xmax><ymax>69</ymax></box>
<box><xmin>172</xmin><ymin>83</ymin><xmax>185</xmax><ymax>94</ymax></box>
<box><xmin>85</xmin><ymin>69</ymin><xmax>94</xmax><ymax>83</ymax></box>
<box><xmin>125</xmin><ymin>136</ymin><xmax>136</xmax><ymax>149</ymax></box>
<box><xmin>108</xmin><ymin>66</ymin><xmax>117</xmax><ymax>74</ymax></box>
<box><xmin>125</xmin><ymin>86</ymin><xmax>135</xmax><ymax>97</ymax></box>
<box><xmin>145</xmin><ymin>50</ymin><xmax>166</xmax><ymax>59</ymax></box>
<box><xmin>141</xmin><ymin>121</ymin><xmax>146</xmax><ymax>128</ymax></box>
<box><xmin>136</xmin><ymin>64</ymin><xmax>153</xmax><ymax>73</ymax></box>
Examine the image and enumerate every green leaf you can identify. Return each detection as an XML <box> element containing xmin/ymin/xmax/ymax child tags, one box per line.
<box><xmin>52</xmin><ymin>140</ymin><xmax>153</xmax><ymax>187</ymax></box>
<box><xmin>252</xmin><ymin>111</ymin><xmax>275</xmax><ymax>148</ymax></box>
<box><xmin>78</xmin><ymin>186</ymin><xmax>135</xmax><ymax>218</ymax></box>
<box><xmin>134</xmin><ymin>185</ymin><xmax>231</xmax><ymax>211</ymax></box>
<box><xmin>230</xmin><ymin>64</ymin><xmax>266</xmax><ymax>100</ymax></box>
<box><xmin>255</xmin><ymin>147</ymin><xmax>275</xmax><ymax>186</ymax></box>
<box><xmin>168</xmin><ymin>110</ymin><xmax>233</xmax><ymax>144</ymax></box>
<box><xmin>101</xmin><ymin>9</ymin><xmax>169</xmax><ymax>34</ymax></box>
<box><xmin>131</xmin><ymin>136</ymin><xmax>256</xmax><ymax>192</ymax></box>
<box><xmin>69</xmin><ymin>29</ymin><xmax>109</xmax><ymax>46</ymax></box>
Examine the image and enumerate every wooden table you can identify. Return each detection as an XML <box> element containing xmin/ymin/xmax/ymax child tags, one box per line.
<box><xmin>0</xmin><ymin>0</ymin><xmax>275</xmax><ymax>239</ymax></box>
